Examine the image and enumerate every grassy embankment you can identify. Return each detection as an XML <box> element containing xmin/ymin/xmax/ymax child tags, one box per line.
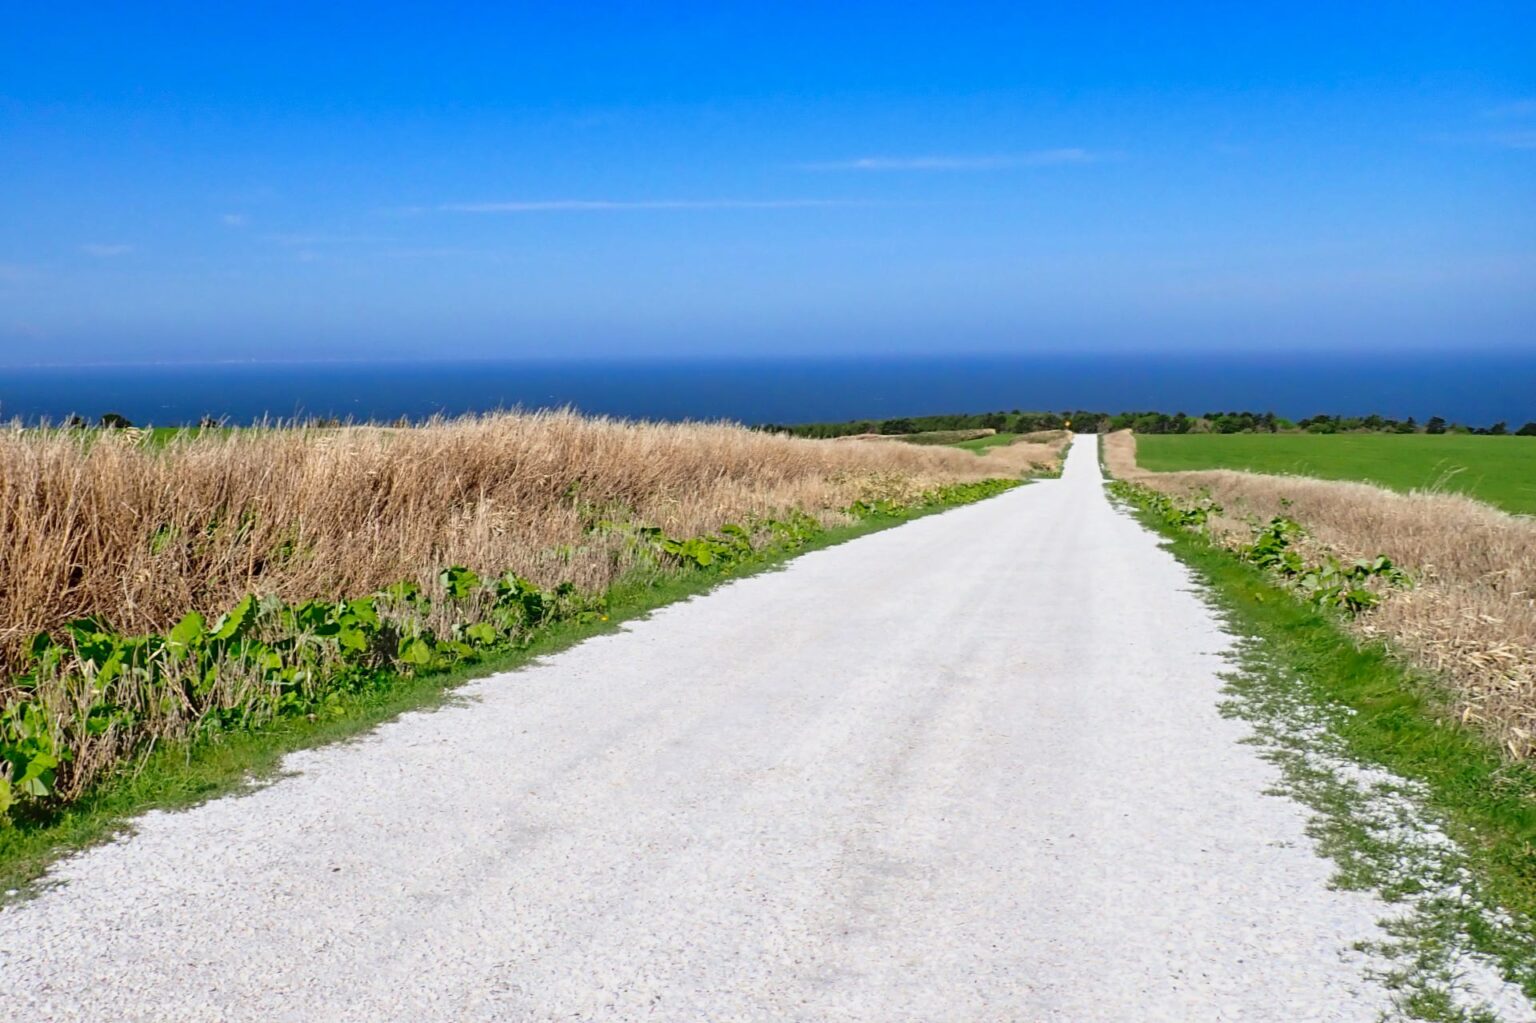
<box><xmin>0</xmin><ymin>413</ymin><xmax>1062</xmax><ymax>889</ymax></box>
<box><xmin>821</xmin><ymin>427</ymin><xmax>1071</xmax><ymax>456</ymax></box>
<box><xmin>1136</xmin><ymin>433</ymin><xmax>1536</xmax><ymax>515</ymax></box>
<box><xmin>1106</xmin><ymin>430</ymin><xmax>1536</xmax><ymax>1011</ymax></box>
<box><xmin>1114</xmin><ymin>485</ymin><xmax>1536</xmax><ymax>1013</ymax></box>
<box><xmin>951</xmin><ymin>431</ymin><xmax>1019</xmax><ymax>451</ymax></box>
<box><xmin>950</xmin><ymin>429</ymin><xmax>1072</xmax><ymax>454</ymax></box>
<box><xmin>1109</xmin><ymin>431</ymin><xmax>1536</xmax><ymax>756</ymax></box>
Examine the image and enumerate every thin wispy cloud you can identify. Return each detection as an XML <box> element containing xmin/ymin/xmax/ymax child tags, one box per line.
<box><xmin>436</xmin><ymin>198</ymin><xmax>866</xmax><ymax>213</ymax></box>
<box><xmin>1423</xmin><ymin>128</ymin><xmax>1536</xmax><ymax>150</ymax></box>
<box><xmin>264</xmin><ymin>232</ymin><xmax>380</xmax><ymax>246</ymax></box>
<box><xmin>1423</xmin><ymin>102</ymin><xmax>1536</xmax><ymax>150</ymax></box>
<box><xmin>380</xmin><ymin>246</ymin><xmax>501</xmax><ymax>259</ymax></box>
<box><xmin>1490</xmin><ymin>130</ymin><xmax>1536</xmax><ymax>150</ymax></box>
<box><xmin>1483</xmin><ymin>99</ymin><xmax>1536</xmax><ymax>119</ymax></box>
<box><xmin>799</xmin><ymin>148</ymin><xmax>1100</xmax><ymax>171</ymax></box>
<box><xmin>221</xmin><ymin>213</ymin><xmax>248</xmax><ymax>227</ymax></box>
<box><xmin>81</xmin><ymin>243</ymin><xmax>133</xmax><ymax>257</ymax></box>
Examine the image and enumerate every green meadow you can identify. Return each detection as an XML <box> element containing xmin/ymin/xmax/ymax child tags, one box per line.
<box><xmin>1135</xmin><ymin>434</ymin><xmax>1536</xmax><ymax>515</ymax></box>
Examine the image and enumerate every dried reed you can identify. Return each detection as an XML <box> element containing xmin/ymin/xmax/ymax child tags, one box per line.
<box><xmin>0</xmin><ymin>412</ymin><xmax>1062</xmax><ymax>684</ymax></box>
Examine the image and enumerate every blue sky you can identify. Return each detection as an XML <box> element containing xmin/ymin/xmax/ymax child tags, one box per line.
<box><xmin>1</xmin><ymin>2</ymin><xmax>1533</xmax><ymax>364</ymax></box>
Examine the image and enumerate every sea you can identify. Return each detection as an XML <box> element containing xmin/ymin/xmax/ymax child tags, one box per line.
<box><xmin>1</xmin><ymin>352</ymin><xmax>1532</xmax><ymax>428</ymax></box>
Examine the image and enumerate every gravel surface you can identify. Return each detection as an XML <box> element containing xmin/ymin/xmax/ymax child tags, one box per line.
<box><xmin>1</xmin><ymin>436</ymin><xmax>1404</xmax><ymax>1021</ymax></box>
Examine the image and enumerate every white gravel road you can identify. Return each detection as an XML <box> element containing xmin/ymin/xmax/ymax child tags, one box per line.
<box><xmin>1</xmin><ymin>436</ymin><xmax>1405</xmax><ymax>1021</ymax></box>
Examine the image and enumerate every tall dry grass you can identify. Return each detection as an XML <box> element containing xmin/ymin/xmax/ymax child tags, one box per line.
<box><xmin>0</xmin><ymin>412</ymin><xmax>1061</xmax><ymax>685</ymax></box>
<box><xmin>1105</xmin><ymin>430</ymin><xmax>1536</xmax><ymax>757</ymax></box>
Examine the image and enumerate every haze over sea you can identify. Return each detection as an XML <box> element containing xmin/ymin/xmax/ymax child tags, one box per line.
<box><xmin>3</xmin><ymin>352</ymin><xmax>1531</xmax><ymax>428</ymax></box>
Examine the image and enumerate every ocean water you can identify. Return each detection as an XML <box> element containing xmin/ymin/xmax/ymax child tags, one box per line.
<box><xmin>1</xmin><ymin>352</ymin><xmax>1532</xmax><ymax>427</ymax></box>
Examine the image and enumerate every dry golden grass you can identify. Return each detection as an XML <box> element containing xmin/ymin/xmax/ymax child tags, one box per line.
<box><xmin>0</xmin><ymin>412</ymin><xmax>1063</xmax><ymax>686</ymax></box>
<box><xmin>1105</xmin><ymin>430</ymin><xmax>1536</xmax><ymax>757</ymax></box>
<box><xmin>1016</xmin><ymin>430</ymin><xmax>1073</xmax><ymax>446</ymax></box>
<box><xmin>973</xmin><ymin>438</ymin><xmax>1068</xmax><ymax>468</ymax></box>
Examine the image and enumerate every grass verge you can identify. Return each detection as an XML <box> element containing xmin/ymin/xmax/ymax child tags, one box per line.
<box><xmin>0</xmin><ymin>497</ymin><xmax>992</xmax><ymax>899</ymax></box>
<box><xmin>1118</xmin><ymin>493</ymin><xmax>1536</xmax><ymax>1020</ymax></box>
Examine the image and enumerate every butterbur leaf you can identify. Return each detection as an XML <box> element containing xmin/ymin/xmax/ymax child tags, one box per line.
<box><xmin>94</xmin><ymin>649</ymin><xmax>123</xmax><ymax>688</ymax></box>
<box><xmin>16</xmin><ymin>750</ymin><xmax>58</xmax><ymax>797</ymax></box>
<box><xmin>85</xmin><ymin>703</ymin><xmax>119</xmax><ymax>736</ymax></box>
<box><xmin>399</xmin><ymin>637</ymin><xmax>433</xmax><ymax>666</ymax></box>
<box><xmin>166</xmin><ymin>611</ymin><xmax>206</xmax><ymax>657</ymax></box>
<box><xmin>440</xmin><ymin>566</ymin><xmax>481</xmax><ymax>601</ymax></box>
<box><xmin>346</xmin><ymin>597</ymin><xmax>379</xmax><ymax>627</ymax></box>
<box><xmin>384</xmin><ymin>580</ymin><xmax>421</xmax><ymax>604</ymax></box>
<box><xmin>65</xmin><ymin>617</ymin><xmax>106</xmax><ymax>641</ymax></box>
<box><xmin>0</xmin><ymin>777</ymin><xmax>12</xmax><ymax>818</ymax></box>
<box><xmin>294</xmin><ymin>601</ymin><xmax>332</xmax><ymax>631</ymax></box>
<box><xmin>464</xmin><ymin>622</ymin><xmax>498</xmax><ymax>646</ymax></box>
<box><xmin>211</xmin><ymin>595</ymin><xmax>257</xmax><ymax>642</ymax></box>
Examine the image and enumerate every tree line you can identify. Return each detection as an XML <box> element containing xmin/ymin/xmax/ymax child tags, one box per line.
<box><xmin>758</xmin><ymin>409</ymin><xmax>1536</xmax><ymax>438</ymax></box>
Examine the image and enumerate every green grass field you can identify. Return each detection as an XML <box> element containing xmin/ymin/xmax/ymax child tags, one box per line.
<box><xmin>1136</xmin><ymin>434</ymin><xmax>1536</xmax><ymax>515</ymax></box>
